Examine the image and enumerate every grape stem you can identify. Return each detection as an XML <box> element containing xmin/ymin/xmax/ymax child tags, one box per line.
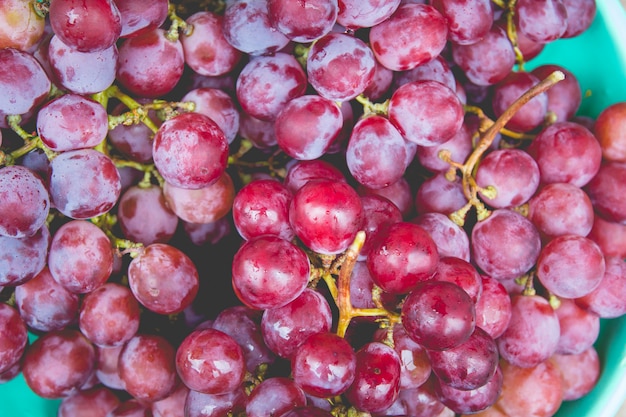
<box><xmin>334</xmin><ymin>231</ymin><xmax>400</xmax><ymax>338</ymax></box>
<box><xmin>0</xmin><ymin>115</ymin><xmax>58</xmax><ymax>166</ymax></box>
<box><xmin>444</xmin><ymin>70</ymin><xmax>565</xmax><ymax>226</ymax></box>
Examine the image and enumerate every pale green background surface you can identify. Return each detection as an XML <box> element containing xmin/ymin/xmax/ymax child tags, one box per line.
<box><xmin>2</xmin><ymin>1</ymin><xmax>626</xmax><ymax>416</ymax></box>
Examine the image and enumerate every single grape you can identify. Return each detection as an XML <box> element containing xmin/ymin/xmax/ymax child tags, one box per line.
<box><xmin>336</xmin><ymin>0</ymin><xmax>401</xmax><ymax>29</ymax></box>
<box><xmin>118</xmin><ymin>334</ymin><xmax>177</xmax><ymax>402</ymax></box>
<box><xmin>587</xmin><ymin>215</ymin><xmax>626</xmax><ymax>259</ymax></box>
<box><xmin>48</xmin><ymin>149</ymin><xmax>121</xmax><ymax>219</ymax></box>
<box><xmin>363</xmin><ymin>58</ymin><xmax>394</xmax><ymax>101</ymax></box>
<box><xmin>267</xmin><ymin>0</ymin><xmax>338</xmax><ymax>43</ymax></box>
<box><xmin>433</xmin><ymin>256</ymin><xmax>482</xmax><ymax>303</ymax></box>
<box><xmin>231</xmin><ymin>235</ymin><xmax>310</xmax><ymax>310</ymax></box>
<box><xmin>48</xmin><ymin>219</ymin><xmax>113</xmax><ymax>294</ymax></box>
<box><xmin>0</xmin><ymin>0</ymin><xmax>46</xmax><ymax>50</ymax></box>
<box><xmin>554</xmin><ymin>298</ymin><xmax>600</xmax><ymax>355</ymax></box>
<box><xmin>222</xmin><ymin>0</ymin><xmax>290</xmax><ymax>56</ymax></box>
<box><xmin>14</xmin><ymin>266</ymin><xmax>79</xmax><ymax>332</ymax></box>
<box><xmin>471</xmin><ymin>208</ymin><xmax>542</xmax><ymax>281</ymax></box>
<box><xmin>0</xmin><ymin>48</ymin><xmax>50</xmax><ymax>116</ymax></box>
<box><xmin>236</xmin><ymin>53</ymin><xmax>308</xmax><ymax>121</ymax></box>
<box><xmin>536</xmin><ymin>234</ymin><xmax>605</xmax><ymax>299</ymax></box>
<box><xmin>117</xmin><ymin>185</ymin><xmax>179</xmax><ymax>246</ymax></box>
<box><xmin>497</xmin><ymin>294</ymin><xmax>560</xmax><ymax>368</ymax></box>
<box><xmin>291</xmin><ymin>332</ymin><xmax>357</xmax><ymax>398</ymax></box>
<box><xmin>162</xmin><ymin>171</ymin><xmax>235</xmax><ymax>224</ymax></box>
<box><xmin>289</xmin><ymin>179</ymin><xmax>364</xmax><ymax>255</ymax></box>
<box><xmin>514</xmin><ymin>0</ymin><xmax>568</xmax><ymax>43</ymax></box>
<box><xmin>58</xmin><ymin>386</ymin><xmax>121</xmax><ymax>417</ymax></box>
<box><xmin>0</xmin><ymin>224</ymin><xmax>50</xmax><ymax>286</ymax></box>
<box><xmin>576</xmin><ymin>256</ymin><xmax>626</xmax><ymax>318</ymax></box>
<box><xmin>238</xmin><ymin>111</ymin><xmax>278</xmax><ymax>149</ymax></box>
<box><xmin>415</xmin><ymin>173</ymin><xmax>467</xmax><ymax>216</ymax></box>
<box><xmin>94</xmin><ymin>345</ymin><xmax>125</xmax><ymax>390</ymax></box>
<box><xmin>552</xmin><ymin>347</ymin><xmax>600</xmax><ymax>400</ymax></box>
<box><xmin>593</xmin><ymin>102</ymin><xmax>626</xmax><ymax>162</ymax></box>
<box><xmin>79</xmin><ymin>282</ymin><xmax>141</xmax><ymax>348</ymax></box>
<box><xmin>47</xmin><ymin>34</ymin><xmax>118</xmax><ymax>95</ymax></box>
<box><xmin>345</xmin><ymin>342</ymin><xmax>401</xmax><ymax>413</ymax></box>
<box><xmin>22</xmin><ymin>329</ymin><xmax>96</xmax><ymax>399</ymax></box>
<box><xmin>184</xmin><ymin>387</ymin><xmax>247</xmax><ymax>417</ymax></box>
<box><xmin>128</xmin><ymin>243</ymin><xmax>199</xmax><ymax>315</ymax></box>
<box><xmin>0</xmin><ymin>165</ymin><xmax>50</xmax><ymax>238</ymax></box>
<box><xmin>114</xmin><ymin>0</ymin><xmax>169</xmax><ymax>38</ymax></box>
<box><xmin>358</xmin><ymin>194</ymin><xmax>404</xmax><ymax>260</ymax></box>
<box><xmin>283</xmin><ymin>159</ymin><xmax>347</xmax><ymax>194</ymax></box>
<box><xmin>527</xmin><ymin>182</ymin><xmax>594</xmax><ymax>240</ymax></box>
<box><xmin>307</xmin><ymin>32</ymin><xmax>376</xmax><ymax>102</ymax></box>
<box><xmin>433</xmin><ymin>365</ymin><xmax>502</xmax><ymax>415</ymax></box>
<box><xmin>369</xmin><ymin>3</ymin><xmax>448</xmax><ymax>71</ymax></box>
<box><xmin>261</xmin><ymin>288</ymin><xmax>333</xmax><ymax>359</ymax></box>
<box><xmin>388</xmin><ymin>80</ymin><xmax>464</xmax><ymax>147</ymax></box>
<box><xmin>275</xmin><ymin>94</ymin><xmax>343</xmax><ymax>160</ymax></box>
<box><xmin>151</xmin><ymin>382</ymin><xmax>189</xmax><ymax>417</ymax></box>
<box><xmin>37</xmin><ymin>93</ymin><xmax>109</xmax><ymax>152</ymax></box>
<box><xmin>107</xmin><ymin>399</ymin><xmax>152</xmax><ymax>417</ymax></box>
<box><xmin>401</xmin><ymin>280</ymin><xmax>476</xmax><ymax>350</ymax></box>
<box><xmin>0</xmin><ymin>303</ymin><xmax>28</xmax><ymax>375</ymax></box>
<box><xmin>531</xmin><ymin>64</ymin><xmax>582</xmax><ymax>123</ymax></box>
<box><xmin>528</xmin><ymin>121</ymin><xmax>602</xmax><ymax>188</ymax></box>
<box><xmin>48</xmin><ymin>0</ymin><xmax>121</xmax><ymax>52</ymax></box>
<box><xmin>181</xmin><ymin>11</ymin><xmax>243</xmax><ymax>77</ymax></box>
<box><xmin>474</xmin><ymin>275</ymin><xmax>512</xmax><ymax>339</ymax></box>
<box><xmin>246</xmin><ymin>377</ymin><xmax>307</xmax><ymax>417</ymax></box>
<box><xmin>183</xmin><ymin>217</ymin><xmax>232</xmax><ymax>246</ymax></box>
<box><xmin>451</xmin><ymin>25</ymin><xmax>516</xmax><ymax>86</ymax></box>
<box><xmin>176</xmin><ymin>328</ymin><xmax>246</xmax><ymax>394</ymax></box>
<box><xmin>116</xmin><ymin>28</ymin><xmax>184</xmax><ymax>98</ymax></box>
<box><xmin>360</xmin><ymin>176</ymin><xmax>414</xmax><ymax>218</ymax></box>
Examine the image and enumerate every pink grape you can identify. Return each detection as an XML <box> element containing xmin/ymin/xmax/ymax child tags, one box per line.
<box><xmin>388</xmin><ymin>80</ymin><xmax>464</xmax><ymax>147</ymax></box>
<box><xmin>118</xmin><ymin>334</ymin><xmax>177</xmax><ymax>402</ymax></box>
<box><xmin>48</xmin><ymin>0</ymin><xmax>121</xmax><ymax>52</ymax></box>
<box><xmin>291</xmin><ymin>332</ymin><xmax>357</xmax><ymax>398</ymax></box>
<box><xmin>47</xmin><ymin>219</ymin><xmax>113</xmax><ymax>294</ymax></box>
<box><xmin>536</xmin><ymin>234</ymin><xmax>605</xmax><ymax>299</ymax></box>
<box><xmin>232</xmin><ymin>178</ymin><xmax>294</xmax><ymax>241</ymax></box>
<box><xmin>358</xmin><ymin>194</ymin><xmax>404</xmax><ymax>260</ymax></box>
<box><xmin>14</xmin><ymin>266</ymin><xmax>79</xmax><ymax>332</ymax></box>
<box><xmin>128</xmin><ymin>243</ymin><xmax>199</xmax><ymax>314</ymax></box>
<box><xmin>474</xmin><ymin>275</ymin><xmax>512</xmax><ymax>339</ymax></box>
<box><xmin>562</xmin><ymin>0</ymin><xmax>596</xmax><ymax>38</ymax></box>
<box><xmin>176</xmin><ymin>328</ymin><xmax>246</xmax><ymax>394</ymax></box>
<box><xmin>433</xmin><ymin>256</ymin><xmax>482</xmax><ymax>303</ymax></box>
<box><xmin>346</xmin><ymin>115</ymin><xmax>407</xmax><ymax>189</ymax></box>
<box><xmin>116</xmin><ymin>28</ymin><xmax>184</xmax><ymax>98</ymax></box>
<box><xmin>162</xmin><ymin>171</ymin><xmax>235</xmax><ymax>224</ymax></box>
<box><xmin>586</xmin><ymin>161</ymin><xmax>626</xmax><ymax>224</ymax></box>
<box><xmin>236</xmin><ymin>52</ymin><xmax>307</xmax><ymax>121</ymax></box>
<box><xmin>289</xmin><ymin>179</ymin><xmax>364</xmax><ymax>255</ymax></box>
<box><xmin>37</xmin><ymin>93</ymin><xmax>108</xmax><ymax>152</ymax></box>
<box><xmin>151</xmin><ymin>383</ymin><xmax>189</xmax><ymax>417</ymax></box>
<box><xmin>152</xmin><ymin>112</ymin><xmax>229</xmax><ymax>190</ymax></box>
<box><xmin>434</xmin><ymin>365</ymin><xmax>502</xmax><ymax>415</ymax></box>
<box><xmin>0</xmin><ymin>165</ymin><xmax>50</xmax><ymax>239</ymax></box>
<box><xmin>475</xmin><ymin>148</ymin><xmax>540</xmax><ymax>208</ymax></box>
<box><xmin>261</xmin><ymin>288</ymin><xmax>333</xmax><ymax>359</ymax></box>
<box><xmin>246</xmin><ymin>377</ymin><xmax>307</xmax><ymax>417</ymax></box>
<box><xmin>554</xmin><ymin>298</ymin><xmax>600</xmax><ymax>355</ymax></box>
<box><xmin>401</xmin><ymin>280</ymin><xmax>476</xmax><ymax>351</ymax></box>
<box><xmin>0</xmin><ymin>48</ymin><xmax>51</xmax><ymax>116</ymax></box>
<box><xmin>360</xmin><ymin>176</ymin><xmax>414</xmax><ymax>217</ymax></box>
<box><xmin>306</xmin><ymin>32</ymin><xmax>376</xmax><ymax>102</ymax></box>
<box><xmin>496</xmin><ymin>294</ymin><xmax>560</xmax><ymax>368</ymax></box>
<box><xmin>94</xmin><ymin>345</ymin><xmax>125</xmax><ymax>390</ymax></box>
<box><xmin>48</xmin><ymin>149</ymin><xmax>121</xmax><ymax>219</ymax></box>
<box><xmin>180</xmin><ymin>11</ymin><xmax>243</xmax><ymax>77</ymax></box>
<box><xmin>552</xmin><ymin>347</ymin><xmax>600</xmax><ymax>401</ymax></box>
<box><xmin>369</xmin><ymin>3</ymin><xmax>448</xmax><ymax>71</ymax></box>
<box><xmin>336</xmin><ymin>0</ymin><xmax>401</xmax><ymax>29</ymax></box>
<box><xmin>185</xmin><ymin>387</ymin><xmax>247</xmax><ymax>417</ymax></box>
<box><xmin>107</xmin><ymin>400</ymin><xmax>152</xmax><ymax>417</ymax></box>
<box><xmin>117</xmin><ymin>185</ymin><xmax>179</xmax><ymax>245</ymax></box>
<box><xmin>22</xmin><ymin>329</ymin><xmax>96</xmax><ymax>399</ymax></box>
<box><xmin>79</xmin><ymin>282</ymin><xmax>141</xmax><ymax>348</ymax></box>
<box><xmin>275</xmin><ymin>94</ymin><xmax>343</xmax><ymax>160</ymax></box>
<box><xmin>47</xmin><ymin>34</ymin><xmax>118</xmax><ymax>95</ymax></box>
<box><xmin>514</xmin><ymin>0</ymin><xmax>568</xmax><ymax>43</ymax></box>
<box><xmin>345</xmin><ymin>342</ymin><xmax>402</xmax><ymax>413</ymax></box>
<box><xmin>528</xmin><ymin>121</ymin><xmax>602</xmax><ymax>188</ymax></box>
<box><xmin>106</xmin><ymin>101</ymin><xmax>156</xmax><ymax>163</ymax></box>
<box><xmin>267</xmin><ymin>0</ymin><xmax>338</xmax><ymax>43</ymax></box>
<box><xmin>363</xmin><ymin>58</ymin><xmax>394</xmax><ymax>101</ymax></box>
<box><xmin>0</xmin><ymin>0</ymin><xmax>46</xmax><ymax>51</ymax></box>
<box><xmin>588</xmin><ymin>215</ymin><xmax>626</xmax><ymax>259</ymax></box>
<box><xmin>471</xmin><ymin>208</ymin><xmax>542</xmax><ymax>281</ymax></box>
<box><xmin>231</xmin><ymin>235</ymin><xmax>310</xmax><ymax>310</ymax></box>
<box><xmin>415</xmin><ymin>173</ymin><xmax>467</xmax><ymax>216</ymax></box>
<box><xmin>238</xmin><ymin>111</ymin><xmax>278</xmax><ymax>149</ymax></box>
<box><xmin>531</xmin><ymin>64</ymin><xmax>582</xmax><ymax>123</ymax></box>
<box><xmin>58</xmin><ymin>386</ymin><xmax>121</xmax><ymax>417</ymax></box>
<box><xmin>393</xmin><ymin>55</ymin><xmax>456</xmax><ymax>93</ymax></box>
<box><xmin>283</xmin><ymin>159</ymin><xmax>347</xmax><ymax>194</ymax></box>
<box><xmin>0</xmin><ymin>303</ymin><xmax>28</xmax><ymax>374</ymax></box>
<box><xmin>575</xmin><ymin>256</ymin><xmax>626</xmax><ymax>318</ymax></box>
<box><xmin>0</xmin><ymin>224</ymin><xmax>50</xmax><ymax>287</ymax></box>
<box><xmin>492</xmin><ymin>71</ymin><xmax>548</xmax><ymax>132</ymax></box>
<box><xmin>114</xmin><ymin>0</ymin><xmax>169</xmax><ymax>38</ymax></box>
<box><xmin>411</xmin><ymin>212</ymin><xmax>470</xmax><ymax>261</ymax></box>
<box><xmin>431</xmin><ymin>0</ymin><xmax>493</xmax><ymax>45</ymax></box>
<box><xmin>223</xmin><ymin>0</ymin><xmax>290</xmax><ymax>56</ymax></box>
<box><xmin>416</xmin><ymin>121</ymin><xmax>473</xmax><ymax>173</ymax></box>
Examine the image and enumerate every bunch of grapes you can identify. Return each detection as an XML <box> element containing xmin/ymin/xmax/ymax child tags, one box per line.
<box><xmin>1</xmin><ymin>0</ymin><xmax>625</xmax><ymax>416</ymax></box>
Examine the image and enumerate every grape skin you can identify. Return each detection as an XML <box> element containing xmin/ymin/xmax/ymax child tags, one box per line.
<box><xmin>0</xmin><ymin>48</ymin><xmax>51</xmax><ymax>116</ymax></box>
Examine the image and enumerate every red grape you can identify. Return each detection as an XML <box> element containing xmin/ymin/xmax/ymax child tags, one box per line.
<box><xmin>246</xmin><ymin>377</ymin><xmax>307</xmax><ymax>417</ymax></box>
<box><xmin>114</xmin><ymin>0</ymin><xmax>169</xmax><ymax>38</ymax></box>
<box><xmin>552</xmin><ymin>347</ymin><xmax>600</xmax><ymax>400</ymax></box>
<box><xmin>283</xmin><ymin>159</ymin><xmax>347</xmax><ymax>194</ymax></box>
<box><xmin>176</xmin><ymin>328</ymin><xmax>246</xmax><ymax>395</ymax></box>
<box><xmin>431</xmin><ymin>0</ymin><xmax>493</xmax><ymax>45</ymax></box>
<box><xmin>492</xmin><ymin>71</ymin><xmax>548</xmax><ymax>132</ymax></box>
<box><xmin>411</xmin><ymin>212</ymin><xmax>470</xmax><ymax>261</ymax></box>
<box><xmin>433</xmin><ymin>256</ymin><xmax>482</xmax><ymax>303</ymax></box>
<box><xmin>180</xmin><ymin>88</ymin><xmax>240</xmax><ymax>144</ymax></box>
<box><xmin>58</xmin><ymin>386</ymin><xmax>121</xmax><ymax>417</ymax></box>
<box><xmin>593</xmin><ymin>101</ymin><xmax>626</xmax><ymax>162</ymax></box>
<box><xmin>531</xmin><ymin>64</ymin><xmax>582</xmax><ymax>123</ymax></box>
<box><xmin>358</xmin><ymin>194</ymin><xmax>404</xmax><ymax>260</ymax></box>
<box><xmin>128</xmin><ymin>243</ymin><xmax>199</xmax><ymax>314</ymax></box>
<box><xmin>576</xmin><ymin>256</ymin><xmax>626</xmax><ymax>319</ymax></box>
<box><xmin>267</xmin><ymin>0</ymin><xmax>338</xmax><ymax>43</ymax></box>
<box><xmin>474</xmin><ymin>275</ymin><xmax>512</xmax><ymax>339</ymax></box>
<box><xmin>0</xmin><ymin>0</ymin><xmax>46</xmax><ymax>51</ymax></box>
<box><xmin>0</xmin><ymin>303</ymin><xmax>28</xmax><ymax>374</ymax></box>
<box><xmin>514</xmin><ymin>0</ymin><xmax>568</xmax><ymax>43</ymax></box>
<box><xmin>336</xmin><ymin>0</ymin><xmax>401</xmax><ymax>29</ymax></box>
<box><xmin>0</xmin><ymin>48</ymin><xmax>50</xmax><ymax>116</ymax></box>
<box><xmin>0</xmin><ymin>224</ymin><xmax>50</xmax><ymax>286</ymax></box>
<box><xmin>184</xmin><ymin>387</ymin><xmax>247</xmax><ymax>417</ymax></box>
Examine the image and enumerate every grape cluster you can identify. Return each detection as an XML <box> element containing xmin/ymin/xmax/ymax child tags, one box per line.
<box><xmin>0</xmin><ymin>0</ymin><xmax>624</xmax><ymax>416</ymax></box>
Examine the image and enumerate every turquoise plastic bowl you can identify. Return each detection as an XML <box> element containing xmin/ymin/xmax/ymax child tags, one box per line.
<box><xmin>2</xmin><ymin>1</ymin><xmax>626</xmax><ymax>415</ymax></box>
